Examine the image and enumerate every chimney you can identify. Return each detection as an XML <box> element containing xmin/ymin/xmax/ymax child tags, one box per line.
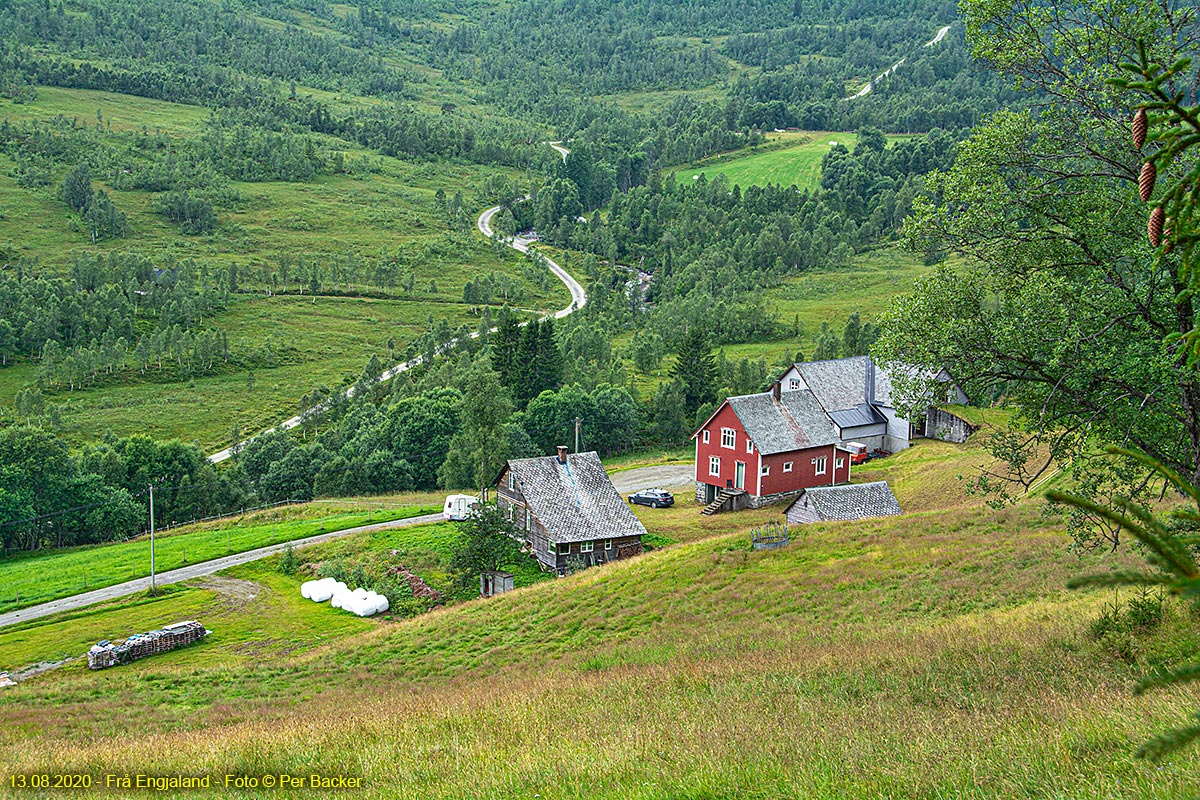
<box><xmin>556</xmin><ymin>445</ymin><xmax>569</xmax><ymax>464</ymax></box>
<box><xmin>771</xmin><ymin>380</ymin><xmax>781</xmax><ymax>401</ymax></box>
<box><xmin>866</xmin><ymin>357</ymin><xmax>876</xmax><ymax>404</ymax></box>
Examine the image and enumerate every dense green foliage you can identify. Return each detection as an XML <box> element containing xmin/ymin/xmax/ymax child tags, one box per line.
<box><xmin>0</xmin><ymin>0</ymin><xmax>1005</xmax><ymax>553</ymax></box>
<box><xmin>875</xmin><ymin>1</ymin><xmax>1200</xmax><ymax>550</ymax></box>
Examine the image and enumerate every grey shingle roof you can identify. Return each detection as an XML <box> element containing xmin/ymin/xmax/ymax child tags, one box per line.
<box><xmin>727</xmin><ymin>390</ymin><xmax>838</xmax><ymax>455</ymax></box>
<box><xmin>790</xmin><ymin>481</ymin><xmax>902</xmax><ymax>521</ymax></box>
<box><xmin>502</xmin><ymin>452</ymin><xmax>647</xmax><ymax>543</ymax></box>
<box><xmin>792</xmin><ymin>356</ymin><xmax>871</xmax><ymax>412</ymax></box>
<box><xmin>788</xmin><ymin>357</ymin><xmax>932</xmax><ymax>411</ymax></box>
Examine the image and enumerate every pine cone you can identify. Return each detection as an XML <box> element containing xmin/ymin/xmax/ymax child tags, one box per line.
<box><xmin>1133</xmin><ymin>108</ymin><xmax>1148</xmax><ymax>149</ymax></box>
<box><xmin>1148</xmin><ymin>206</ymin><xmax>1165</xmax><ymax>247</ymax></box>
<box><xmin>1139</xmin><ymin>161</ymin><xmax>1157</xmax><ymax>202</ymax></box>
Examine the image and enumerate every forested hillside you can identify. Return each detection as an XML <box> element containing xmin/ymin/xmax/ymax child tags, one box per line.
<box><xmin>0</xmin><ymin>0</ymin><xmax>1016</xmax><ymax>551</ymax></box>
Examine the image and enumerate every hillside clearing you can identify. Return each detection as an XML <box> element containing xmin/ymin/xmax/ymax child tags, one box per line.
<box><xmin>2</xmin><ymin>488</ymin><xmax>1197</xmax><ymax>797</ymax></box>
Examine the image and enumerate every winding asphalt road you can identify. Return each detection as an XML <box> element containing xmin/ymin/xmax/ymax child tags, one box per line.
<box><xmin>0</xmin><ymin>513</ymin><xmax>443</xmax><ymax>629</ymax></box>
<box><xmin>849</xmin><ymin>23</ymin><xmax>952</xmax><ymax>100</ymax></box>
<box><xmin>207</xmin><ymin>188</ymin><xmax>587</xmax><ymax>464</ymax></box>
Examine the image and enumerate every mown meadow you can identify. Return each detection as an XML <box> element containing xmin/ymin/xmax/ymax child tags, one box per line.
<box><xmin>672</xmin><ymin>130</ymin><xmax>918</xmax><ymax>191</ymax></box>
<box><xmin>0</xmin><ymin>500</ymin><xmax>438</xmax><ymax>612</ymax></box>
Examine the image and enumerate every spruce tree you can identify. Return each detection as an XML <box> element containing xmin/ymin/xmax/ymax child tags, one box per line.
<box><xmin>537</xmin><ymin>318</ymin><xmax>563</xmax><ymax>394</ymax></box>
<box><xmin>490</xmin><ymin>312</ymin><xmax>521</xmax><ymax>388</ymax></box>
<box><xmin>670</xmin><ymin>327</ymin><xmax>717</xmax><ymax>414</ymax></box>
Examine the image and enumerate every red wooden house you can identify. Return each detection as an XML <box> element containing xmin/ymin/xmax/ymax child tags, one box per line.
<box><xmin>692</xmin><ymin>382</ymin><xmax>851</xmax><ymax>512</ymax></box>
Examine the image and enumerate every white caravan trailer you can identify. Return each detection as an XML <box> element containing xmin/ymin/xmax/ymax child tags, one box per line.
<box><xmin>442</xmin><ymin>494</ymin><xmax>480</xmax><ymax>521</ymax></box>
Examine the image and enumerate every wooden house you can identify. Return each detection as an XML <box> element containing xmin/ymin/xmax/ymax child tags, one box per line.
<box><xmin>692</xmin><ymin>383</ymin><xmax>852</xmax><ymax>511</ymax></box>
<box><xmin>496</xmin><ymin>447</ymin><xmax>646</xmax><ymax>575</ymax></box>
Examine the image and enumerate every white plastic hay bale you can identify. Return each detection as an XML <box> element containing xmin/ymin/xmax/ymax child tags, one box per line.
<box><xmin>352</xmin><ymin>587</ymin><xmax>369</xmax><ymax>600</ymax></box>
<box><xmin>300</xmin><ymin>580</ymin><xmax>316</xmax><ymax>600</ymax></box>
<box><xmin>373</xmin><ymin>595</ymin><xmax>389</xmax><ymax>614</ymax></box>
<box><xmin>331</xmin><ymin>588</ymin><xmax>352</xmax><ymax>610</ymax></box>
<box><xmin>308</xmin><ymin>578</ymin><xmax>339</xmax><ymax>603</ymax></box>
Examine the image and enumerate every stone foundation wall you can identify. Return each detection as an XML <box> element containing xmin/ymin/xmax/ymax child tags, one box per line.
<box><xmin>749</xmin><ymin>489</ymin><xmax>801</xmax><ymax>509</ymax></box>
<box><xmin>925</xmin><ymin>407</ymin><xmax>978</xmax><ymax>444</ymax></box>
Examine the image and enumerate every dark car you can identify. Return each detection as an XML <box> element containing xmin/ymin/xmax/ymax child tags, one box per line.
<box><xmin>628</xmin><ymin>488</ymin><xmax>675</xmax><ymax>508</ymax></box>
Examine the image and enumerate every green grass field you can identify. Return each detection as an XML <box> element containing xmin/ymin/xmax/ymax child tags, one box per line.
<box><xmin>0</xmin><ymin>86</ymin><xmax>570</xmax><ymax>448</ymax></box>
<box><xmin>2</xmin><ymin>483</ymin><xmax>1197</xmax><ymax>797</ymax></box>
<box><xmin>0</xmin><ymin>501</ymin><xmax>437</xmax><ymax>613</ymax></box>
<box><xmin>673</xmin><ymin>130</ymin><xmax>919</xmax><ymax>191</ymax></box>
<box><xmin>1</xmin><ymin>436</ymin><xmax>1197</xmax><ymax>796</ymax></box>
<box><xmin>0</xmin><ymin>559</ymin><xmax>376</xmax><ymax>675</ymax></box>
<box><xmin>0</xmin><ymin>293</ymin><xmax>495</xmax><ymax>448</ymax></box>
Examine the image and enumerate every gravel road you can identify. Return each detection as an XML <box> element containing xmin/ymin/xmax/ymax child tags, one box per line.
<box><xmin>610</xmin><ymin>464</ymin><xmax>694</xmax><ymax>494</ymax></box>
<box><xmin>0</xmin><ymin>513</ymin><xmax>443</xmax><ymax>629</ymax></box>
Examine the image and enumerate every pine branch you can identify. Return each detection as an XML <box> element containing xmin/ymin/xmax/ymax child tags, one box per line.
<box><xmin>1136</xmin><ymin>718</ymin><xmax>1200</xmax><ymax>761</ymax></box>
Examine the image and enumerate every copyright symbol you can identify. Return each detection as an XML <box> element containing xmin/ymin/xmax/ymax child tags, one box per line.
<box><xmin>262</xmin><ymin>775</ymin><xmax>276</xmax><ymax>788</ymax></box>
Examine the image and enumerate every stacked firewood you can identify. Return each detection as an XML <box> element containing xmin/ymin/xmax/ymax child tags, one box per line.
<box><xmin>388</xmin><ymin>565</ymin><xmax>441</xmax><ymax>603</ymax></box>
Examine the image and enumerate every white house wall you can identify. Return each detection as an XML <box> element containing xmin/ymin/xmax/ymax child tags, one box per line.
<box><xmin>879</xmin><ymin>406</ymin><xmax>913</xmax><ymax>451</ymax></box>
<box><xmin>837</xmin><ymin>422</ymin><xmax>886</xmax><ymax>449</ymax></box>
<box><xmin>780</xmin><ymin>366</ymin><xmax>809</xmax><ymax>392</ymax></box>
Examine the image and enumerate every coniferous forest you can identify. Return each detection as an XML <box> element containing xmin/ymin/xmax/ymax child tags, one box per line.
<box><xmin>0</xmin><ymin>0</ymin><xmax>1011</xmax><ymax>550</ymax></box>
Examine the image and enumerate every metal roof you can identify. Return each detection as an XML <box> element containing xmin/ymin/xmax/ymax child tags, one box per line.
<box><xmin>726</xmin><ymin>389</ymin><xmax>838</xmax><ymax>455</ymax></box>
<box><xmin>827</xmin><ymin>402</ymin><xmax>886</xmax><ymax>429</ymax></box>
<box><xmin>499</xmin><ymin>452</ymin><xmax>647</xmax><ymax>543</ymax></box>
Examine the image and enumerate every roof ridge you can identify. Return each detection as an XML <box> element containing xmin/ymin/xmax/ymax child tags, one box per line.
<box><xmin>772</xmin><ymin>393</ymin><xmax>808</xmax><ymax>446</ymax></box>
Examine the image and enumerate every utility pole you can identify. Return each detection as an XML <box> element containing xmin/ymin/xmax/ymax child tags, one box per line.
<box><xmin>574</xmin><ymin>417</ymin><xmax>581</xmax><ymax>453</ymax></box>
<box><xmin>149</xmin><ymin>483</ymin><xmax>156</xmax><ymax>595</ymax></box>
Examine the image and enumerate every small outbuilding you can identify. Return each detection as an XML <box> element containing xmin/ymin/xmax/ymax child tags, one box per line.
<box><xmin>783</xmin><ymin>481</ymin><xmax>902</xmax><ymax>524</ymax></box>
<box><xmin>480</xmin><ymin>570</ymin><xmax>514</xmax><ymax>598</ymax></box>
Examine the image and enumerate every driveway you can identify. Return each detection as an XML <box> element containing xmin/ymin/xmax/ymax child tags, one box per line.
<box><xmin>610</xmin><ymin>464</ymin><xmax>695</xmax><ymax>494</ymax></box>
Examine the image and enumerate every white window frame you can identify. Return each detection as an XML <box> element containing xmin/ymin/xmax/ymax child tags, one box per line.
<box><xmin>702</xmin><ymin>430</ymin><xmax>710</xmax><ymax>444</ymax></box>
<box><xmin>789</xmin><ymin>379</ymin><xmax>800</xmax><ymax>390</ymax></box>
<box><xmin>783</xmin><ymin>461</ymin><xmax>793</xmax><ymax>473</ymax></box>
<box><xmin>604</xmin><ymin>539</ymin><xmax>612</xmax><ymax>551</ymax></box>
<box><xmin>557</xmin><ymin>543</ymin><xmax>571</xmax><ymax>555</ymax></box>
<box><xmin>836</xmin><ymin>457</ymin><xmax>844</xmax><ymax>469</ymax></box>
<box><xmin>761</xmin><ymin>464</ymin><xmax>770</xmax><ymax>476</ymax></box>
<box><xmin>746</xmin><ymin>438</ymin><xmax>753</xmax><ymax>454</ymax></box>
<box><xmin>720</xmin><ymin>427</ymin><xmax>736</xmax><ymax>449</ymax></box>
<box><xmin>709</xmin><ymin>455</ymin><xmax>721</xmax><ymax>476</ymax></box>
<box><xmin>525</xmin><ymin>511</ymin><xmax>531</xmax><ymax>533</ymax></box>
<box><xmin>581</xmin><ymin>542</ymin><xmax>594</xmax><ymax>553</ymax></box>
<box><xmin>507</xmin><ymin>473</ymin><xmax>515</xmax><ymax>490</ymax></box>
<box><xmin>813</xmin><ymin>456</ymin><xmax>828</xmax><ymax>475</ymax></box>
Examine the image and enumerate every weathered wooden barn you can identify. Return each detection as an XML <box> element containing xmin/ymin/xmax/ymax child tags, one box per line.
<box><xmin>777</xmin><ymin>356</ymin><xmax>968</xmax><ymax>452</ymax></box>
<box><xmin>496</xmin><ymin>447</ymin><xmax>646</xmax><ymax>574</ymax></box>
<box><xmin>783</xmin><ymin>481</ymin><xmax>902</xmax><ymax>524</ymax></box>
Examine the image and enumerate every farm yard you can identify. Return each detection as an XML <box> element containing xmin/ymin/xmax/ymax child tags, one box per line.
<box><xmin>2</xmin><ymin>467</ymin><xmax>1197</xmax><ymax>797</ymax></box>
<box><xmin>0</xmin><ymin>0</ymin><xmax>1196</xmax><ymax>795</ymax></box>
